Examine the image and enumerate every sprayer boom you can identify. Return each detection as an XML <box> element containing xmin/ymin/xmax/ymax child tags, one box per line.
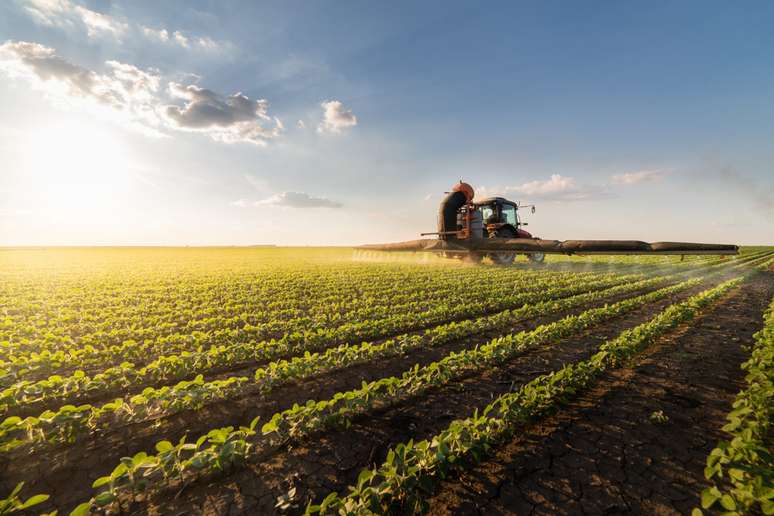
<box><xmin>359</xmin><ymin>180</ymin><xmax>739</xmax><ymax>262</ymax></box>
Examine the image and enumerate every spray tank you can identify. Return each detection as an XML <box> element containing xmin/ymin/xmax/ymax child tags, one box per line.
<box><xmin>437</xmin><ymin>181</ymin><xmax>483</xmax><ymax>241</ymax></box>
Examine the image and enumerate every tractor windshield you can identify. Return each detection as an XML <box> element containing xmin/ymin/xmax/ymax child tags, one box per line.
<box><xmin>501</xmin><ymin>204</ymin><xmax>518</xmax><ymax>226</ymax></box>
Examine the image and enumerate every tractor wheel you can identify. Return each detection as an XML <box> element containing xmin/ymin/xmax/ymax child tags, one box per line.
<box><xmin>528</xmin><ymin>252</ymin><xmax>546</xmax><ymax>264</ymax></box>
<box><xmin>490</xmin><ymin>228</ymin><xmax>517</xmax><ymax>266</ymax></box>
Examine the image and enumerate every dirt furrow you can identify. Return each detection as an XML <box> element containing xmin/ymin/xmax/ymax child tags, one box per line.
<box><xmin>426</xmin><ymin>271</ymin><xmax>773</xmax><ymax>515</ymax></box>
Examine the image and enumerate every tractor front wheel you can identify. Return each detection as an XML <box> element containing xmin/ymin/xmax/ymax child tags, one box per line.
<box><xmin>490</xmin><ymin>228</ymin><xmax>517</xmax><ymax>266</ymax></box>
<box><xmin>528</xmin><ymin>252</ymin><xmax>546</xmax><ymax>264</ymax></box>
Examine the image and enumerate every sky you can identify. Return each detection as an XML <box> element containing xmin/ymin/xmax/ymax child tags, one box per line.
<box><xmin>0</xmin><ymin>0</ymin><xmax>772</xmax><ymax>246</ymax></box>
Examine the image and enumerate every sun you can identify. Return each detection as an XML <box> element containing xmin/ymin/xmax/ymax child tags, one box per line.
<box><xmin>22</xmin><ymin>119</ymin><xmax>128</xmax><ymax>182</ymax></box>
<box><xmin>18</xmin><ymin>118</ymin><xmax>135</xmax><ymax>217</ymax></box>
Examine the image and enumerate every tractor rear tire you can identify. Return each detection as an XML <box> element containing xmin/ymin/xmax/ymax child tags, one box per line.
<box><xmin>490</xmin><ymin>228</ymin><xmax>517</xmax><ymax>266</ymax></box>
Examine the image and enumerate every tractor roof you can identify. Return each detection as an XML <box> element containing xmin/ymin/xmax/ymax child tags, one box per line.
<box><xmin>475</xmin><ymin>196</ymin><xmax>518</xmax><ymax>206</ymax></box>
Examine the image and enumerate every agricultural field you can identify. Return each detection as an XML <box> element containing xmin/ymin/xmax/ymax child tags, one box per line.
<box><xmin>0</xmin><ymin>247</ymin><xmax>772</xmax><ymax>515</ymax></box>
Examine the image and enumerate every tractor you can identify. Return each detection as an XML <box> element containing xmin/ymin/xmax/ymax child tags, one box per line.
<box><xmin>430</xmin><ymin>181</ymin><xmax>544</xmax><ymax>265</ymax></box>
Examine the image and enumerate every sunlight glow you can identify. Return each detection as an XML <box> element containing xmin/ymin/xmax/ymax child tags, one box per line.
<box><xmin>17</xmin><ymin>119</ymin><xmax>136</xmax><ymax>222</ymax></box>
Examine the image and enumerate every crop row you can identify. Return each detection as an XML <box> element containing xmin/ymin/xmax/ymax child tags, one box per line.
<box><xmin>309</xmin><ymin>276</ymin><xmax>745</xmax><ymax>514</ymax></box>
<box><xmin>756</xmin><ymin>254</ymin><xmax>774</xmax><ymax>271</ymax></box>
<box><xmin>0</xmin><ymin>270</ymin><xmax>597</xmax><ymax>382</ymax></box>
<box><xmin>697</xmin><ymin>290</ymin><xmax>774</xmax><ymax>515</ymax></box>
<box><xmin>2</xmin><ymin>251</ymin><xmax>756</xmax><ymax>376</ymax></box>
<box><xmin>0</xmin><ymin>267</ymin><xmax>525</xmax><ymax>348</ymax></box>
<box><xmin>0</xmin><ymin>259</ymin><xmax>489</xmax><ymax>314</ymax></box>
<box><xmin>0</xmin><ymin>268</ymin><xmax>558</xmax><ymax>363</ymax></box>
<box><xmin>1</xmin><ymin>264</ymin><xmax>537</xmax><ymax>366</ymax></box>
<box><xmin>0</xmin><ymin>273</ymin><xmax>638</xmax><ymax>415</ymax></box>
<box><xmin>0</xmin><ymin>263</ymin><xmax>549</xmax><ymax>341</ymax></box>
<box><xmin>258</xmin><ymin>279</ymin><xmax>698</xmax><ymax>443</ymax></box>
<box><xmin>69</xmin><ymin>277</ymin><xmax>702</xmax><ymax>514</ymax></box>
<box><xmin>5</xmin><ymin>249</ymin><xmax>752</xmax><ymax>363</ymax></box>
<box><xmin>0</xmin><ymin>272</ymin><xmax>683</xmax><ymax>453</ymax></box>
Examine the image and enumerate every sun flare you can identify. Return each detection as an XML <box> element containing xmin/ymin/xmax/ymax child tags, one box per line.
<box><xmin>17</xmin><ymin>119</ymin><xmax>136</xmax><ymax>216</ymax></box>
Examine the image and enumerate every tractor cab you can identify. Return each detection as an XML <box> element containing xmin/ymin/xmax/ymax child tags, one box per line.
<box><xmin>474</xmin><ymin>197</ymin><xmax>533</xmax><ymax>239</ymax></box>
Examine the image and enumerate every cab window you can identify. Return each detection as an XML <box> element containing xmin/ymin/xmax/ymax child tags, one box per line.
<box><xmin>501</xmin><ymin>204</ymin><xmax>518</xmax><ymax>226</ymax></box>
<box><xmin>480</xmin><ymin>205</ymin><xmax>496</xmax><ymax>223</ymax></box>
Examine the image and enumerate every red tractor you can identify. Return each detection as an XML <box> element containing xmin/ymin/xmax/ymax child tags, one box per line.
<box><xmin>433</xmin><ymin>181</ymin><xmax>545</xmax><ymax>265</ymax></box>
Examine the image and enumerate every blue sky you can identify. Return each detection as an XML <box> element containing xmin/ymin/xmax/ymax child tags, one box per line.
<box><xmin>0</xmin><ymin>0</ymin><xmax>772</xmax><ymax>245</ymax></box>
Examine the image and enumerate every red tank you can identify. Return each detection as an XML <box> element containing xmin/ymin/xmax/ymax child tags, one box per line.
<box><xmin>451</xmin><ymin>181</ymin><xmax>474</xmax><ymax>203</ymax></box>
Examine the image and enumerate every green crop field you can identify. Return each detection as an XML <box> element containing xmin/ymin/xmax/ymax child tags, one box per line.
<box><xmin>0</xmin><ymin>247</ymin><xmax>772</xmax><ymax>515</ymax></box>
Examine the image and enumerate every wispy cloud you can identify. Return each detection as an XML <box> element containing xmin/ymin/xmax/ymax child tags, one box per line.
<box><xmin>477</xmin><ymin>168</ymin><xmax>673</xmax><ymax>204</ymax></box>
<box><xmin>479</xmin><ymin>174</ymin><xmax>610</xmax><ymax>202</ymax></box>
<box><xmin>610</xmin><ymin>168</ymin><xmax>667</xmax><ymax>185</ymax></box>
<box><xmin>0</xmin><ymin>41</ymin><xmax>164</xmax><ymax>136</ymax></box>
<box><xmin>0</xmin><ymin>40</ymin><xmax>280</xmax><ymax>145</ymax></box>
<box><xmin>19</xmin><ymin>0</ymin><xmax>229</xmax><ymax>51</ymax></box>
<box><xmin>22</xmin><ymin>0</ymin><xmax>128</xmax><ymax>38</ymax></box>
<box><xmin>238</xmin><ymin>192</ymin><xmax>343</xmax><ymax>208</ymax></box>
<box><xmin>318</xmin><ymin>100</ymin><xmax>357</xmax><ymax>134</ymax></box>
<box><xmin>139</xmin><ymin>26</ymin><xmax>228</xmax><ymax>51</ymax></box>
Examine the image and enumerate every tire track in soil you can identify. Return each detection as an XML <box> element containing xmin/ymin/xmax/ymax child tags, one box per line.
<box><xmin>427</xmin><ymin>272</ymin><xmax>774</xmax><ymax>516</ymax></box>
<box><xmin>0</xmin><ymin>278</ymin><xmax>680</xmax><ymax>511</ymax></box>
<box><xmin>138</xmin><ymin>275</ymin><xmax>739</xmax><ymax>516</ymax></box>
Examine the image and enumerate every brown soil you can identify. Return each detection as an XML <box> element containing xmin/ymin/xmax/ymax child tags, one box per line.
<box><xmin>427</xmin><ymin>271</ymin><xmax>773</xmax><ymax>515</ymax></box>
<box><xmin>134</xmin><ymin>275</ymin><xmax>735</xmax><ymax>515</ymax></box>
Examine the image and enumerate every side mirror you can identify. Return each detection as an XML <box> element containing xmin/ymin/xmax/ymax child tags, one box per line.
<box><xmin>531</xmin><ymin>206</ymin><xmax>536</xmax><ymax>214</ymax></box>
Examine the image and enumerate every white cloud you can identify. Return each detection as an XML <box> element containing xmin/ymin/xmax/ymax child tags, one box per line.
<box><xmin>252</xmin><ymin>192</ymin><xmax>343</xmax><ymax>208</ymax></box>
<box><xmin>140</xmin><ymin>26</ymin><xmax>228</xmax><ymax>51</ymax></box>
<box><xmin>195</xmin><ymin>36</ymin><xmax>221</xmax><ymax>51</ymax></box>
<box><xmin>318</xmin><ymin>100</ymin><xmax>357</xmax><ymax>134</ymax></box>
<box><xmin>172</xmin><ymin>31</ymin><xmax>189</xmax><ymax>48</ymax></box>
<box><xmin>0</xmin><ymin>40</ymin><xmax>279</xmax><ymax>145</ymax></box>
<box><xmin>73</xmin><ymin>5</ymin><xmax>127</xmax><ymax>38</ymax></box>
<box><xmin>479</xmin><ymin>174</ymin><xmax>610</xmax><ymax>202</ymax></box>
<box><xmin>21</xmin><ymin>0</ymin><xmax>127</xmax><ymax>39</ymax></box>
<box><xmin>20</xmin><ymin>0</ymin><xmax>69</xmax><ymax>26</ymax></box>
<box><xmin>165</xmin><ymin>83</ymin><xmax>282</xmax><ymax>145</ymax></box>
<box><xmin>297</xmin><ymin>119</ymin><xmax>306</xmax><ymax>129</ymax></box>
<box><xmin>509</xmin><ymin>174</ymin><xmax>577</xmax><ymax>196</ymax></box>
<box><xmin>19</xmin><ymin>0</ymin><xmax>228</xmax><ymax>51</ymax></box>
<box><xmin>610</xmin><ymin>169</ymin><xmax>667</xmax><ymax>185</ymax></box>
<box><xmin>141</xmin><ymin>26</ymin><xmax>169</xmax><ymax>42</ymax></box>
<box><xmin>0</xmin><ymin>41</ymin><xmax>162</xmax><ymax>134</ymax></box>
